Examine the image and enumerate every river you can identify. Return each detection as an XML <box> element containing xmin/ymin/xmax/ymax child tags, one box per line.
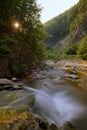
<box><xmin>24</xmin><ymin>63</ymin><xmax>87</xmax><ymax>130</ymax></box>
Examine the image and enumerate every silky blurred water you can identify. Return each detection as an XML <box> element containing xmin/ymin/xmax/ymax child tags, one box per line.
<box><xmin>23</xmin><ymin>67</ymin><xmax>87</xmax><ymax>130</ymax></box>
<box><xmin>25</xmin><ymin>85</ymin><xmax>87</xmax><ymax>130</ymax></box>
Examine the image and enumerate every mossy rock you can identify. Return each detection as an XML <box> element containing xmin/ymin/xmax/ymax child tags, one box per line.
<box><xmin>0</xmin><ymin>108</ymin><xmax>38</xmax><ymax>130</ymax></box>
<box><xmin>0</xmin><ymin>91</ymin><xmax>18</xmax><ymax>107</ymax></box>
<box><xmin>8</xmin><ymin>94</ymin><xmax>35</xmax><ymax>110</ymax></box>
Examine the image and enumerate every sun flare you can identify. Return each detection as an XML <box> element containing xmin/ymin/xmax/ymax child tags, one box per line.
<box><xmin>14</xmin><ymin>22</ymin><xmax>19</xmax><ymax>29</ymax></box>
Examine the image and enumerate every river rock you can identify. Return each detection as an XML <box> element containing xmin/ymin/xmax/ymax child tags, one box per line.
<box><xmin>0</xmin><ymin>78</ymin><xmax>13</xmax><ymax>90</ymax></box>
<box><xmin>8</xmin><ymin>94</ymin><xmax>35</xmax><ymax>109</ymax></box>
<box><xmin>12</xmin><ymin>84</ymin><xmax>22</xmax><ymax>90</ymax></box>
<box><xmin>36</xmin><ymin>71</ymin><xmax>48</xmax><ymax>79</ymax></box>
<box><xmin>70</xmin><ymin>68</ymin><xmax>77</xmax><ymax>75</ymax></box>
<box><xmin>61</xmin><ymin>122</ymin><xmax>77</xmax><ymax>130</ymax></box>
<box><xmin>35</xmin><ymin>118</ymin><xmax>48</xmax><ymax>129</ymax></box>
<box><xmin>0</xmin><ymin>78</ymin><xmax>25</xmax><ymax>90</ymax></box>
<box><xmin>12</xmin><ymin>82</ymin><xmax>24</xmax><ymax>90</ymax></box>
<box><xmin>0</xmin><ymin>79</ymin><xmax>13</xmax><ymax>86</ymax></box>
<box><xmin>11</xmin><ymin>77</ymin><xmax>18</xmax><ymax>82</ymax></box>
<box><xmin>64</xmin><ymin>74</ymin><xmax>78</xmax><ymax>80</ymax></box>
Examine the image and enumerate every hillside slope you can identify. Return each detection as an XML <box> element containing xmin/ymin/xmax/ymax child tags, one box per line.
<box><xmin>45</xmin><ymin>0</ymin><xmax>87</xmax><ymax>60</ymax></box>
<box><xmin>45</xmin><ymin>5</ymin><xmax>77</xmax><ymax>46</ymax></box>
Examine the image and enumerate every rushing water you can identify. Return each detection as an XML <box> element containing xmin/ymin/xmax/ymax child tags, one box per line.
<box><xmin>24</xmin><ymin>85</ymin><xmax>87</xmax><ymax>130</ymax></box>
<box><xmin>24</xmin><ymin>67</ymin><xmax>87</xmax><ymax>130</ymax></box>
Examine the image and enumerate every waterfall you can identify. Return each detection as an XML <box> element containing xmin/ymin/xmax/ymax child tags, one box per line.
<box><xmin>24</xmin><ymin>87</ymin><xmax>84</xmax><ymax>126</ymax></box>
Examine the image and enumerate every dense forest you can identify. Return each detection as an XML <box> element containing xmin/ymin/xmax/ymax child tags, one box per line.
<box><xmin>0</xmin><ymin>0</ymin><xmax>47</xmax><ymax>78</ymax></box>
<box><xmin>45</xmin><ymin>0</ymin><xmax>87</xmax><ymax>61</ymax></box>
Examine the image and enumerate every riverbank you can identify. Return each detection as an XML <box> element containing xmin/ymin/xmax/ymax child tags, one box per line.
<box><xmin>55</xmin><ymin>59</ymin><xmax>87</xmax><ymax>91</ymax></box>
<box><xmin>55</xmin><ymin>59</ymin><xmax>87</xmax><ymax>68</ymax></box>
<box><xmin>0</xmin><ymin>59</ymin><xmax>87</xmax><ymax>130</ymax></box>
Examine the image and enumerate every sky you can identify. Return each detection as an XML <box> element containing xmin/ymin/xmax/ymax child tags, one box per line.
<box><xmin>37</xmin><ymin>0</ymin><xmax>79</xmax><ymax>23</ymax></box>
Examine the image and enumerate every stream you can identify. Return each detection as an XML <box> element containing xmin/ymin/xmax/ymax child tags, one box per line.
<box><xmin>24</xmin><ymin>65</ymin><xmax>87</xmax><ymax>130</ymax></box>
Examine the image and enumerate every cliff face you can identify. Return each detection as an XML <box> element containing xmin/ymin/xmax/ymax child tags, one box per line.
<box><xmin>68</xmin><ymin>0</ymin><xmax>87</xmax><ymax>43</ymax></box>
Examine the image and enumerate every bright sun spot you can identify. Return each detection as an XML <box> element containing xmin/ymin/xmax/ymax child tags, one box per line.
<box><xmin>14</xmin><ymin>22</ymin><xmax>19</xmax><ymax>28</ymax></box>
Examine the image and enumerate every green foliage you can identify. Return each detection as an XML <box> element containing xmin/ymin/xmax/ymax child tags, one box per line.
<box><xmin>45</xmin><ymin>0</ymin><xmax>87</xmax><ymax>47</ymax></box>
<box><xmin>70</xmin><ymin>13</ymin><xmax>84</xmax><ymax>33</ymax></box>
<box><xmin>47</xmin><ymin>51</ymin><xmax>59</xmax><ymax>61</ymax></box>
<box><xmin>65</xmin><ymin>44</ymin><xmax>78</xmax><ymax>55</ymax></box>
<box><xmin>44</xmin><ymin>5</ymin><xmax>78</xmax><ymax>46</ymax></box>
<box><xmin>46</xmin><ymin>45</ymin><xmax>62</xmax><ymax>61</ymax></box>
<box><xmin>77</xmin><ymin>36</ymin><xmax>87</xmax><ymax>60</ymax></box>
<box><xmin>0</xmin><ymin>45</ymin><xmax>11</xmax><ymax>55</ymax></box>
<box><xmin>45</xmin><ymin>12</ymin><xmax>69</xmax><ymax>46</ymax></box>
<box><xmin>0</xmin><ymin>0</ymin><xmax>47</xmax><ymax>77</ymax></box>
<box><xmin>45</xmin><ymin>0</ymin><xmax>87</xmax><ymax>61</ymax></box>
<box><xmin>78</xmin><ymin>0</ymin><xmax>87</xmax><ymax>12</ymax></box>
<box><xmin>18</xmin><ymin>63</ymin><xmax>27</xmax><ymax>72</ymax></box>
<box><xmin>68</xmin><ymin>12</ymin><xmax>84</xmax><ymax>42</ymax></box>
<box><xmin>0</xmin><ymin>34</ymin><xmax>16</xmax><ymax>46</ymax></box>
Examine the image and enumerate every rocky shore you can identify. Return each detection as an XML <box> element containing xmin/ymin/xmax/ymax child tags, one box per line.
<box><xmin>0</xmin><ymin>79</ymin><xmax>77</xmax><ymax>130</ymax></box>
<box><xmin>55</xmin><ymin>60</ymin><xmax>87</xmax><ymax>91</ymax></box>
<box><xmin>1</xmin><ymin>59</ymin><xmax>87</xmax><ymax>130</ymax></box>
<box><xmin>0</xmin><ymin>108</ymin><xmax>77</xmax><ymax>130</ymax></box>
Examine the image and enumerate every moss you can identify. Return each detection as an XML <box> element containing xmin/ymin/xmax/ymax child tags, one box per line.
<box><xmin>0</xmin><ymin>108</ymin><xmax>33</xmax><ymax>124</ymax></box>
<box><xmin>0</xmin><ymin>91</ymin><xmax>19</xmax><ymax>106</ymax></box>
<box><xmin>0</xmin><ymin>108</ymin><xmax>38</xmax><ymax>130</ymax></box>
<box><xmin>29</xmin><ymin>94</ymin><xmax>36</xmax><ymax>107</ymax></box>
<box><xmin>0</xmin><ymin>109</ymin><xmax>11</xmax><ymax>119</ymax></box>
<box><xmin>18</xmin><ymin>119</ymin><xmax>29</xmax><ymax>130</ymax></box>
<box><xmin>0</xmin><ymin>125</ymin><xmax>10</xmax><ymax>130</ymax></box>
<box><xmin>6</xmin><ymin>93</ymin><xmax>18</xmax><ymax>103</ymax></box>
<box><xmin>15</xmin><ymin>105</ymin><xmax>29</xmax><ymax>113</ymax></box>
<box><xmin>20</xmin><ymin>111</ymin><xmax>33</xmax><ymax>120</ymax></box>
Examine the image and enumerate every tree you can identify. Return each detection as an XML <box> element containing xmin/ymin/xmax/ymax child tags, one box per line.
<box><xmin>77</xmin><ymin>36</ymin><xmax>87</xmax><ymax>60</ymax></box>
<box><xmin>65</xmin><ymin>44</ymin><xmax>77</xmax><ymax>55</ymax></box>
<box><xmin>0</xmin><ymin>0</ymin><xmax>47</xmax><ymax>77</ymax></box>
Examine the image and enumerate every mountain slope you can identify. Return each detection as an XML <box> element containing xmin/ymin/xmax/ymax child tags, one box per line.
<box><xmin>45</xmin><ymin>0</ymin><xmax>87</xmax><ymax>60</ymax></box>
<box><xmin>44</xmin><ymin>4</ymin><xmax>78</xmax><ymax>46</ymax></box>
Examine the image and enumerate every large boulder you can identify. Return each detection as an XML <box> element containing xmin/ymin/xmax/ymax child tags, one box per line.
<box><xmin>0</xmin><ymin>78</ymin><xmax>24</xmax><ymax>90</ymax></box>
<box><xmin>0</xmin><ymin>79</ymin><xmax>13</xmax><ymax>90</ymax></box>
